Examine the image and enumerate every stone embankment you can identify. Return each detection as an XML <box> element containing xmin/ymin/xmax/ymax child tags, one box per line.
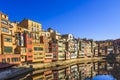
<box><xmin>29</xmin><ymin>57</ymin><xmax>102</xmax><ymax>69</ymax></box>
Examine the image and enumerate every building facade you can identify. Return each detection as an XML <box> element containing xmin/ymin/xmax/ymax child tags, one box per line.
<box><xmin>49</xmin><ymin>39</ymin><xmax>58</xmax><ymax>61</ymax></box>
<box><xmin>0</xmin><ymin>12</ymin><xmax>21</xmax><ymax>65</ymax></box>
<box><xmin>40</xmin><ymin>36</ymin><xmax>53</xmax><ymax>62</ymax></box>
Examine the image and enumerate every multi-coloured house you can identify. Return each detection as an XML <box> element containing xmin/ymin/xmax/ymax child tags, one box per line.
<box><xmin>57</xmin><ymin>38</ymin><xmax>65</xmax><ymax>60</ymax></box>
<box><xmin>49</xmin><ymin>39</ymin><xmax>58</xmax><ymax>61</ymax></box>
<box><xmin>0</xmin><ymin>12</ymin><xmax>20</xmax><ymax>65</ymax></box>
<box><xmin>40</xmin><ymin>36</ymin><xmax>53</xmax><ymax>63</ymax></box>
<box><xmin>0</xmin><ymin>11</ymin><xmax>103</xmax><ymax>67</ymax></box>
<box><xmin>62</xmin><ymin>34</ymin><xmax>75</xmax><ymax>59</ymax></box>
<box><xmin>19</xmin><ymin>19</ymin><xmax>44</xmax><ymax>63</ymax></box>
<box><xmin>114</xmin><ymin>39</ymin><xmax>120</xmax><ymax>54</ymax></box>
<box><xmin>97</xmin><ymin>40</ymin><xmax>114</xmax><ymax>57</ymax></box>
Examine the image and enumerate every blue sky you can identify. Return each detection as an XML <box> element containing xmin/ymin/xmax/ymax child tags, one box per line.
<box><xmin>0</xmin><ymin>0</ymin><xmax>120</xmax><ymax>40</ymax></box>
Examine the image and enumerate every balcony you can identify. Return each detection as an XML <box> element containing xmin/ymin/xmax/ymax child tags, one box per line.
<box><xmin>1</xmin><ymin>19</ymin><xmax>8</xmax><ymax>25</ymax></box>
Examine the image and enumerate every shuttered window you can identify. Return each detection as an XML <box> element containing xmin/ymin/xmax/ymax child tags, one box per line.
<box><xmin>4</xmin><ymin>46</ymin><xmax>12</xmax><ymax>53</ymax></box>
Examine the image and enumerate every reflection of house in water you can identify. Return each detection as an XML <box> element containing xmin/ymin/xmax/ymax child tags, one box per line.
<box><xmin>110</xmin><ymin>63</ymin><xmax>120</xmax><ymax>80</ymax></box>
<box><xmin>70</xmin><ymin>65</ymin><xmax>79</xmax><ymax>80</ymax></box>
<box><xmin>32</xmin><ymin>72</ymin><xmax>45</xmax><ymax>80</ymax></box>
<box><xmin>52</xmin><ymin>70</ymin><xmax>59</xmax><ymax>80</ymax></box>
<box><xmin>65</xmin><ymin>67</ymin><xmax>71</xmax><ymax>77</ymax></box>
<box><xmin>71</xmin><ymin>65</ymin><xmax>78</xmax><ymax>72</ymax></box>
<box><xmin>97</xmin><ymin>61</ymin><xmax>120</xmax><ymax>80</ymax></box>
<box><xmin>92</xmin><ymin>62</ymin><xmax>99</xmax><ymax>77</ymax></box>
<box><xmin>93</xmin><ymin>62</ymin><xmax>98</xmax><ymax>71</ymax></box>
<box><xmin>78</xmin><ymin>63</ymin><xmax>85</xmax><ymax>80</ymax></box>
<box><xmin>98</xmin><ymin>61</ymin><xmax>108</xmax><ymax>75</ymax></box>
<box><xmin>11</xmin><ymin>61</ymin><xmax>120</xmax><ymax>80</ymax></box>
<box><xmin>84</xmin><ymin>63</ymin><xmax>93</xmax><ymax>78</ymax></box>
<box><xmin>53</xmin><ymin>69</ymin><xmax>65</xmax><ymax>80</ymax></box>
<box><xmin>58</xmin><ymin>69</ymin><xmax>65</xmax><ymax>80</ymax></box>
<box><xmin>97</xmin><ymin>61</ymin><xmax>117</xmax><ymax>75</ymax></box>
<box><xmin>78</xmin><ymin>63</ymin><xmax>95</xmax><ymax>80</ymax></box>
<box><xmin>97</xmin><ymin>40</ymin><xmax>114</xmax><ymax>57</ymax></box>
<box><xmin>44</xmin><ymin>70</ymin><xmax>53</xmax><ymax>80</ymax></box>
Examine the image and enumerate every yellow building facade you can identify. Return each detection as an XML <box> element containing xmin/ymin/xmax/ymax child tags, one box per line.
<box><xmin>32</xmin><ymin>43</ymin><xmax>44</xmax><ymax>62</ymax></box>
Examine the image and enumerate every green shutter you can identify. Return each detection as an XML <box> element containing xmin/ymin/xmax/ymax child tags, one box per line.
<box><xmin>4</xmin><ymin>46</ymin><xmax>12</xmax><ymax>53</ymax></box>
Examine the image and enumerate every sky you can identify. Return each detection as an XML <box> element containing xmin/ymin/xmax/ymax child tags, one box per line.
<box><xmin>0</xmin><ymin>0</ymin><xmax>120</xmax><ymax>40</ymax></box>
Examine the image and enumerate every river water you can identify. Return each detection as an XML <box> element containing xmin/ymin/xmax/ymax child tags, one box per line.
<box><xmin>11</xmin><ymin>60</ymin><xmax>118</xmax><ymax>80</ymax></box>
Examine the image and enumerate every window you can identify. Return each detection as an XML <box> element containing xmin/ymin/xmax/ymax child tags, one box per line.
<box><xmin>44</xmin><ymin>43</ymin><xmax>48</xmax><ymax>46</ymax></box>
<box><xmin>34</xmin><ymin>53</ymin><xmax>37</xmax><ymax>55</ymax></box>
<box><xmin>38</xmin><ymin>47</ymin><xmax>43</xmax><ymax>51</ymax></box>
<box><xmin>28</xmin><ymin>48</ymin><xmax>32</xmax><ymax>52</ymax></box>
<box><xmin>1</xmin><ymin>19</ymin><xmax>8</xmax><ymax>24</ymax></box>
<box><xmin>4</xmin><ymin>46</ymin><xmax>12</xmax><ymax>53</ymax></box>
<box><xmin>34</xmin><ymin>47</ymin><xmax>43</xmax><ymax>51</ymax></box>
<box><xmin>36</xmin><ymin>28</ymin><xmax>39</xmax><ymax>32</ymax></box>
<box><xmin>9</xmin><ymin>30</ymin><xmax>12</xmax><ymax>35</ymax></box>
<box><xmin>21</xmin><ymin>48</ymin><xmax>26</xmax><ymax>53</ymax></box>
<box><xmin>2</xmin><ymin>58</ymin><xmax>6</xmax><ymax>63</ymax></box>
<box><xmin>28</xmin><ymin>56</ymin><xmax>32</xmax><ymax>58</ymax></box>
<box><xmin>46</xmin><ymin>55</ymin><xmax>52</xmax><ymax>57</ymax></box>
<box><xmin>32</xmin><ymin>34</ymin><xmax>35</xmax><ymax>39</ymax></box>
<box><xmin>59</xmin><ymin>51</ymin><xmax>63</xmax><ymax>53</ymax></box>
<box><xmin>32</xmin><ymin>27</ymin><xmax>36</xmax><ymax>32</ymax></box>
<box><xmin>28</xmin><ymin>33</ymin><xmax>32</xmax><ymax>38</ymax></box>
<box><xmin>22</xmin><ymin>56</ymin><xmax>24</xmax><ymax>59</ymax></box>
<box><xmin>47</xmin><ymin>34</ymin><xmax>50</xmax><ymax>37</ymax></box>
<box><xmin>28</xmin><ymin>40</ymin><xmax>32</xmax><ymax>44</ymax></box>
<box><xmin>59</xmin><ymin>55</ymin><xmax>65</xmax><ymax>58</ymax></box>
<box><xmin>36</xmin><ymin>34</ymin><xmax>39</xmax><ymax>39</ymax></box>
<box><xmin>7</xmin><ymin>58</ymin><xmax>10</xmax><ymax>63</ymax></box>
<box><xmin>39</xmin><ymin>53</ymin><xmax>43</xmax><ymax>55</ymax></box>
<box><xmin>4</xmin><ymin>37</ymin><xmax>12</xmax><ymax>42</ymax></box>
<box><xmin>12</xmin><ymin>58</ymin><xmax>19</xmax><ymax>62</ymax></box>
<box><xmin>34</xmin><ymin>57</ymin><xmax>43</xmax><ymax>60</ymax></box>
<box><xmin>34</xmin><ymin>47</ymin><xmax>37</xmax><ymax>51</ymax></box>
<box><xmin>45</xmin><ymin>48</ymin><xmax>48</xmax><ymax>52</ymax></box>
<box><xmin>59</xmin><ymin>46</ymin><xmax>62</xmax><ymax>47</ymax></box>
<box><xmin>53</xmin><ymin>54</ymin><xmax>57</xmax><ymax>58</ymax></box>
<box><xmin>52</xmin><ymin>48</ymin><xmax>56</xmax><ymax>52</ymax></box>
<box><xmin>44</xmin><ymin>37</ymin><xmax>48</xmax><ymax>40</ymax></box>
<box><xmin>31</xmin><ymin>22</ymin><xmax>33</xmax><ymax>26</ymax></box>
<box><xmin>2</xmin><ymin>27</ymin><xmax>9</xmax><ymax>33</ymax></box>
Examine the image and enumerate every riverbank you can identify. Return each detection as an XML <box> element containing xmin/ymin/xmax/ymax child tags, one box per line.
<box><xmin>0</xmin><ymin>57</ymin><xmax>103</xmax><ymax>80</ymax></box>
<box><xmin>28</xmin><ymin>57</ymin><xmax>103</xmax><ymax>69</ymax></box>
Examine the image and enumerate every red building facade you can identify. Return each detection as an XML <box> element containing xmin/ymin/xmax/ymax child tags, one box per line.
<box><xmin>49</xmin><ymin>40</ymin><xmax>58</xmax><ymax>61</ymax></box>
<box><xmin>24</xmin><ymin>32</ymin><xmax>33</xmax><ymax>62</ymax></box>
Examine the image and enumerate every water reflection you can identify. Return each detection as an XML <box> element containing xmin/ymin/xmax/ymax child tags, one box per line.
<box><xmin>11</xmin><ymin>61</ymin><xmax>119</xmax><ymax>80</ymax></box>
<box><xmin>93</xmin><ymin>75</ymin><xmax>116</xmax><ymax>80</ymax></box>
